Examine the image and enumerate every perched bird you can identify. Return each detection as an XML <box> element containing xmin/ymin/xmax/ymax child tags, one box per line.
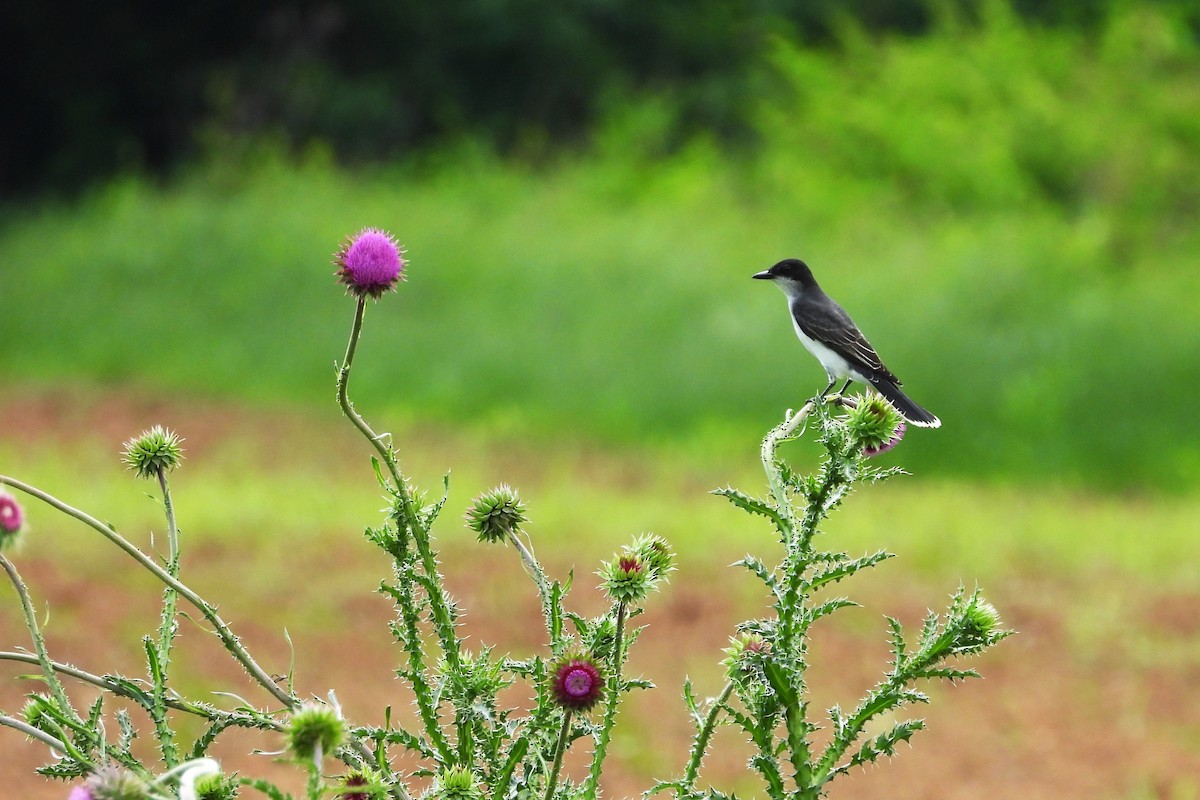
<box><xmin>752</xmin><ymin>258</ymin><xmax>940</xmax><ymax>428</ymax></box>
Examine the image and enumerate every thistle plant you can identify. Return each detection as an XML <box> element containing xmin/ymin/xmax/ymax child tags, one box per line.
<box><xmin>0</xmin><ymin>227</ymin><xmax>671</xmax><ymax>799</ymax></box>
<box><xmin>0</xmin><ymin>226</ymin><xmax>1007</xmax><ymax>799</ymax></box>
<box><xmin>653</xmin><ymin>393</ymin><xmax>1011</xmax><ymax>800</ymax></box>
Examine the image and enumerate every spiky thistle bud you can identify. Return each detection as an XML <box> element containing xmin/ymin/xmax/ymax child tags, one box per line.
<box><xmin>285</xmin><ymin>702</ymin><xmax>345</xmax><ymax>762</ymax></box>
<box><xmin>334</xmin><ymin>228</ymin><xmax>405</xmax><ymax>299</ymax></box>
<box><xmin>22</xmin><ymin>694</ymin><xmax>50</xmax><ymax>728</ymax></box>
<box><xmin>121</xmin><ymin>426</ymin><xmax>184</xmax><ymax>479</ymax></box>
<box><xmin>846</xmin><ymin>395</ymin><xmax>904</xmax><ymax>456</ymax></box>
<box><xmin>958</xmin><ymin>598</ymin><xmax>1004</xmax><ymax>649</ymax></box>
<box><xmin>465</xmin><ymin>485</ymin><xmax>527</xmax><ymax>543</ymax></box>
<box><xmin>549</xmin><ymin>654</ymin><xmax>604</xmax><ymax>713</ymax></box>
<box><xmin>192</xmin><ymin>772</ymin><xmax>239</xmax><ymax>800</ymax></box>
<box><xmin>424</xmin><ymin>766</ymin><xmax>483</xmax><ymax>800</ymax></box>
<box><xmin>0</xmin><ymin>489</ymin><xmax>27</xmax><ymax>550</ymax></box>
<box><xmin>630</xmin><ymin>533</ymin><xmax>675</xmax><ymax>582</ymax></box>
<box><xmin>599</xmin><ymin>553</ymin><xmax>651</xmax><ymax>606</ymax></box>
<box><xmin>723</xmin><ymin>632</ymin><xmax>772</xmax><ymax>679</ymax></box>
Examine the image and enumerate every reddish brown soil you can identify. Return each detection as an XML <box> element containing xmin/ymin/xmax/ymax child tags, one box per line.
<box><xmin>2</xmin><ymin>390</ymin><xmax>1198</xmax><ymax>798</ymax></box>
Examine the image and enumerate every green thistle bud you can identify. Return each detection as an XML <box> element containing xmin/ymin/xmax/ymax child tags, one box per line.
<box><xmin>600</xmin><ymin>553</ymin><xmax>651</xmax><ymax>605</ymax></box>
<box><xmin>464</xmin><ymin>485</ymin><xmax>527</xmax><ymax>543</ymax></box>
<box><xmin>845</xmin><ymin>395</ymin><xmax>904</xmax><ymax>456</ymax></box>
<box><xmin>121</xmin><ymin>426</ymin><xmax>185</xmax><ymax>479</ymax></box>
<box><xmin>193</xmin><ymin>773</ymin><xmax>239</xmax><ymax>800</ymax></box>
<box><xmin>959</xmin><ymin>598</ymin><xmax>1004</xmax><ymax>648</ymax></box>
<box><xmin>722</xmin><ymin>633</ymin><xmax>771</xmax><ymax>680</ymax></box>
<box><xmin>630</xmin><ymin>533</ymin><xmax>676</xmax><ymax>582</ymax></box>
<box><xmin>22</xmin><ymin>694</ymin><xmax>49</xmax><ymax>727</ymax></box>
<box><xmin>425</xmin><ymin>766</ymin><xmax>483</xmax><ymax>800</ymax></box>
<box><xmin>285</xmin><ymin>702</ymin><xmax>345</xmax><ymax>762</ymax></box>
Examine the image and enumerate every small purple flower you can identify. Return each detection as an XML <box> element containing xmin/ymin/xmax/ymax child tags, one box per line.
<box><xmin>863</xmin><ymin>421</ymin><xmax>906</xmax><ymax>457</ymax></box>
<box><xmin>0</xmin><ymin>491</ymin><xmax>24</xmax><ymax>535</ymax></box>
<box><xmin>334</xmin><ymin>228</ymin><xmax>405</xmax><ymax>299</ymax></box>
<box><xmin>0</xmin><ymin>490</ymin><xmax>25</xmax><ymax>550</ymax></box>
<box><xmin>67</xmin><ymin>786</ymin><xmax>93</xmax><ymax>800</ymax></box>
<box><xmin>550</xmin><ymin>655</ymin><xmax>604</xmax><ymax>712</ymax></box>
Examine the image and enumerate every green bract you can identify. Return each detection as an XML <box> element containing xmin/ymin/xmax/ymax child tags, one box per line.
<box><xmin>286</xmin><ymin>703</ymin><xmax>345</xmax><ymax>761</ymax></box>
<box><xmin>464</xmin><ymin>484</ymin><xmax>527</xmax><ymax>543</ymax></box>
<box><xmin>599</xmin><ymin>554</ymin><xmax>652</xmax><ymax>606</ymax></box>
<box><xmin>845</xmin><ymin>394</ymin><xmax>903</xmax><ymax>451</ymax></box>
<box><xmin>121</xmin><ymin>426</ymin><xmax>185</xmax><ymax>479</ymax></box>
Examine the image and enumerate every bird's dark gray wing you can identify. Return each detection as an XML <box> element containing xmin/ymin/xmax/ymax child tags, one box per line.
<box><xmin>792</xmin><ymin>294</ymin><xmax>901</xmax><ymax>384</ymax></box>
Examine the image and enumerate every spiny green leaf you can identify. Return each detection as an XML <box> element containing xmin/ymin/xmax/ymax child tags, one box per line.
<box><xmin>804</xmin><ymin>549</ymin><xmax>893</xmax><ymax>593</ymax></box>
<box><xmin>712</xmin><ymin>486</ymin><xmax>788</xmax><ymax>531</ymax></box>
<box><xmin>733</xmin><ymin>554</ymin><xmax>778</xmax><ymax>592</ymax></box>
<box><xmin>846</xmin><ymin>718</ymin><xmax>925</xmax><ymax>770</ymax></box>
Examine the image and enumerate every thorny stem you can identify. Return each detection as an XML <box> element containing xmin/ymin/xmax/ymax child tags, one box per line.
<box><xmin>0</xmin><ymin>554</ymin><xmax>83</xmax><ymax>727</ymax></box>
<box><xmin>0</xmin><ymin>475</ymin><xmax>294</xmax><ymax>709</ymax></box>
<box><xmin>584</xmin><ymin>603</ymin><xmax>627</xmax><ymax>798</ymax></box>
<box><xmin>507</xmin><ymin>530</ymin><xmax>555</xmax><ymax>624</ymax></box>
<box><xmin>158</xmin><ymin>468</ymin><xmax>179</xmax><ymax>567</ymax></box>
<box><xmin>681</xmin><ymin>682</ymin><xmax>735</xmax><ymax>789</ymax></box>
<box><xmin>0</xmin><ymin>650</ymin><xmax>279</xmax><ymax>725</ymax></box>
<box><xmin>153</xmin><ymin>467</ymin><xmax>182</xmax><ymax>767</ymax></box>
<box><xmin>337</xmin><ymin>297</ymin><xmax>412</xmax><ymax>508</ymax></box>
<box><xmin>544</xmin><ymin>710</ymin><xmax>573</xmax><ymax>800</ymax></box>
<box><xmin>336</xmin><ymin>297</ymin><xmax>462</xmax><ymax>667</ymax></box>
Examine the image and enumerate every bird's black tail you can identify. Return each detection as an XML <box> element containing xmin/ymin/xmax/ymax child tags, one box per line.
<box><xmin>865</xmin><ymin>375</ymin><xmax>941</xmax><ymax>428</ymax></box>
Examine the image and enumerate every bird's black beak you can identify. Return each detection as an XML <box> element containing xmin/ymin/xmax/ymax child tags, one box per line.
<box><xmin>751</xmin><ymin>270</ymin><xmax>774</xmax><ymax>280</ymax></box>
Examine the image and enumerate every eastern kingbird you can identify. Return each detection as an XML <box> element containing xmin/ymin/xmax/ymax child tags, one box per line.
<box><xmin>753</xmin><ymin>258</ymin><xmax>941</xmax><ymax>428</ymax></box>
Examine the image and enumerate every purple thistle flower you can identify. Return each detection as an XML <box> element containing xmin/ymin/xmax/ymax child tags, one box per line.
<box><xmin>334</xmin><ymin>228</ymin><xmax>405</xmax><ymax>299</ymax></box>
<box><xmin>550</xmin><ymin>655</ymin><xmax>604</xmax><ymax>712</ymax></box>
<box><xmin>863</xmin><ymin>421</ymin><xmax>906</xmax><ymax>457</ymax></box>
<box><xmin>67</xmin><ymin>787</ymin><xmax>93</xmax><ymax>800</ymax></box>
<box><xmin>0</xmin><ymin>491</ymin><xmax>24</xmax><ymax>535</ymax></box>
<box><xmin>0</xmin><ymin>490</ymin><xmax>24</xmax><ymax>550</ymax></box>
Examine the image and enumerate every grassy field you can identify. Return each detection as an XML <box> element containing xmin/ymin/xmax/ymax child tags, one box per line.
<box><xmin>1</xmin><ymin>389</ymin><xmax>1199</xmax><ymax>797</ymax></box>
<box><xmin>2</xmin><ymin>4</ymin><xmax>1199</xmax><ymax>492</ymax></box>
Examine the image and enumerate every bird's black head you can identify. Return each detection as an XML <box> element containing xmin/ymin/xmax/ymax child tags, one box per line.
<box><xmin>752</xmin><ymin>258</ymin><xmax>818</xmax><ymax>287</ymax></box>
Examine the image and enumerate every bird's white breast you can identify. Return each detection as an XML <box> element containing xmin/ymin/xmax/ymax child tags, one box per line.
<box><xmin>786</xmin><ymin>300</ymin><xmax>864</xmax><ymax>383</ymax></box>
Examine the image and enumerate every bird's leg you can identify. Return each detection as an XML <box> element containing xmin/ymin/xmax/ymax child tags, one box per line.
<box><xmin>818</xmin><ymin>378</ymin><xmax>837</xmax><ymax>399</ymax></box>
<box><xmin>837</xmin><ymin>379</ymin><xmax>853</xmax><ymax>396</ymax></box>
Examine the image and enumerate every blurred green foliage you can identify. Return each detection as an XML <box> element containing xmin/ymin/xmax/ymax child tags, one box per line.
<box><xmin>5</xmin><ymin>0</ymin><xmax>1200</xmax><ymax>193</ymax></box>
<box><xmin>2</xmin><ymin>4</ymin><xmax>1198</xmax><ymax>492</ymax></box>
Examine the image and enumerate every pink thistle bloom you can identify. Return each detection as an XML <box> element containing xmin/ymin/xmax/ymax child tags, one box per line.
<box><xmin>550</xmin><ymin>656</ymin><xmax>604</xmax><ymax>712</ymax></box>
<box><xmin>334</xmin><ymin>227</ymin><xmax>405</xmax><ymax>299</ymax></box>
<box><xmin>863</xmin><ymin>422</ymin><xmax>906</xmax><ymax>457</ymax></box>
<box><xmin>0</xmin><ymin>490</ymin><xmax>24</xmax><ymax>537</ymax></box>
<box><xmin>67</xmin><ymin>787</ymin><xmax>93</xmax><ymax>800</ymax></box>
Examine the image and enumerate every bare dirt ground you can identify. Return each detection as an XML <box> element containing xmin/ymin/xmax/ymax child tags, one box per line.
<box><xmin>2</xmin><ymin>391</ymin><xmax>1198</xmax><ymax>798</ymax></box>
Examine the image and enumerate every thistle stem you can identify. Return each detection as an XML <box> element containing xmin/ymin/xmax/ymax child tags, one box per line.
<box><xmin>337</xmin><ymin>298</ymin><xmax>408</xmax><ymax>499</ymax></box>
<box><xmin>544</xmin><ymin>710</ymin><xmax>573</xmax><ymax>800</ymax></box>
<box><xmin>681</xmin><ymin>681</ymin><xmax>735</xmax><ymax>789</ymax></box>
<box><xmin>153</xmin><ymin>467</ymin><xmax>182</xmax><ymax>767</ymax></box>
<box><xmin>0</xmin><ymin>476</ymin><xmax>294</xmax><ymax>709</ymax></box>
<box><xmin>0</xmin><ymin>713</ymin><xmax>68</xmax><ymax>753</ymax></box>
<box><xmin>0</xmin><ymin>554</ymin><xmax>82</xmax><ymax>726</ymax></box>
<box><xmin>335</xmin><ymin>297</ymin><xmax>463</xmax><ymax>674</ymax></box>
<box><xmin>158</xmin><ymin>468</ymin><xmax>179</xmax><ymax>567</ymax></box>
<box><xmin>584</xmin><ymin>603</ymin><xmax>627</xmax><ymax>798</ymax></box>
